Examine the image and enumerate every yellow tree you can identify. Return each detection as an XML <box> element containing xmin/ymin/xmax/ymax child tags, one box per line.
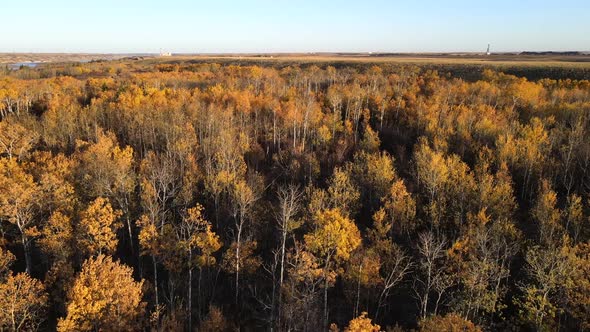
<box><xmin>380</xmin><ymin>180</ymin><xmax>417</xmax><ymax>236</ymax></box>
<box><xmin>76</xmin><ymin>131</ymin><xmax>136</xmax><ymax>254</ymax></box>
<box><xmin>565</xmin><ymin>242</ymin><xmax>590</xmax><ymax>329</ymax></box>
<box><xmin>39</xmin><ymin>211</ymin><xmax>76</xmax><ymax>313</ymax></box>
<box><xmin>57</xmin><ymin>255</ymin><xmax>145</xmax><ymax>332</ymax></box>
<box><xmin>30</xmin><ymin>151</ymin><xmax>78</xmax><ymax>217</ymax></box>
<box><xmin>177</xmin><ymin>204</ymin><xmax>221</xmax><ymax>331</ymax></box>
<box><xmin>342</xmin><ymin>249</ymin><xmax>382</xmax><ymax>318</ymax></box>
<box><xmin>0</xmin><ymin>273</ymin><xmax>48</xmax><ymax>331</ymax></box>
<box><xmin>275</xmin><ymin>184</ymin><xmax>303</xmax><ymax>324</ymax></box>
<box><xmin>448</xmin><ymin>209</ymin><xmax>520</xmax><ymax>322</ymax></box>
<box><xmin>0</xmin><ymin>247</ymin><xmax>15</xmax><ymax>281</ymax></box>
<box><xmin>199</xmin><ymin>306</ymin><xmax>233</xmax><ymax>332</ymax></box>
<box><xmin>305</xmin><ymin>208</ymin><xmax>361</xmax><ymax>327</ymax></box>
<box><xmin>327</xmin><ymin>167</ymin><xmax>360</xmax><ymax>217</ymax></box>
<box><xmin>282</xmin><ymin>244</ymin><xmax>329</xmax><ymax>331</ymax></box>
<box><xmin>532</xmin><ymin>180</ymin><xmax>562</xmax><ymax>245</ymax></box>
<box><xmin>497</xmin><ymin>117</ymin><xmax>550</xmax><ymax>199</ymax></box>
<box><xmin>0</xmin><ymin>157</ymin><xmax>40</xmax><ymax>274</ymax></box>
<box><xmin>564</xmin><ymin>194</ymin><xmax>585</xmax><ymax>243</ymax></box>
<box><xmin>78</xmin><ymin>197</ymin><xmax>122</xmax><ymax>256</ymax></box>
<box><xmin>227</xmin><ymin>177</ymin><xmax>260</xmax><ymax>304</ymax></box>
<box><xmin>413</xmin><ymin>139</ymin><xmax>450</xmax><ymax>226</ymax></box>
<box><xmin>419</xmin><ymin>313</ymin><xmax>482</xmax><ymax>332</ymax></box>
<box><xmin>368</xmin><ymin>209</ymin><xmax>412</xmax><ymax>321</ymax></box>
<box><xmin>517</xmin><ymin>244</ymin><xmax>573</xmax><ymax>330</ymax></box>
<box><xmin>0</xmin><ymin>120</ymin><xmax>38</xmax><ymax>160</ymax></box>
<box><xmin>343</xmin><ymin>312</ymin><xmax>381</xmax><ymax>332</ymax></box>
<box><xmin>352</xmin><ymin>151</ymin><xmax>397</xmax><ymax>210</ymax></box>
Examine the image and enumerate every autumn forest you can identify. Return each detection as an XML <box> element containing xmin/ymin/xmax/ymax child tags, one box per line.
<box><xmin>1</xmin><ymin>59</ymin><xmax>590</xmax><ymax>331</ymax></box>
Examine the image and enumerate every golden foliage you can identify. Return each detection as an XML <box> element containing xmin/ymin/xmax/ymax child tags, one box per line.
<box><xmin>78</xmin><ymin>197</ymin><xmax>122</xmax><ymax>256</ymax></box>
<box><xmin>419</xmin><ymin>313</ymin><xmax>481</xmax><ymax>332</ymax></box>
<box><xmin>305</xmin><ymin>208</ymin><xmax>361</xmax><ymax>262</ymax></box>
<box><xmin>0</xmin><ymin>247</ymin><xmax>15</xmax><ymax>281</ymax></box>
<box><xmin>221</xmin><ymin>240</ymin><xmax>262</xmax><ymax>275</ymax></box>
<box><xmin>344</xmin><ymin>312</ymin><xmax>381</xmax><ymax>332</ymax></box>
<box><xmin>0</xmin><ymin>273</ymin><xmax>48</xmax><ymax>331</ymax></box>
<box><xmin>58</xmin><ymin>255</ymin><xmax>145</xmax><ymax>332</ymax></box>
<box><xmin>0</xmin><ymin>120</ymin><xmax>38</xmax><ymax>160</ymax></box>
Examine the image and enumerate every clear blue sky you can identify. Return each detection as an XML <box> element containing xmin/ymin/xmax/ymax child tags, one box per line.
<box><xmin>2</xmin><ymin>0</ymin><xmax>589</xmax><ymax>53</ymax></box>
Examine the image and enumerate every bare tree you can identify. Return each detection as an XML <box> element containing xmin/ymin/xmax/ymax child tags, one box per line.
<box><xmin>413</xmin><ymin>231</ymin><xmax>453</xmax><ymax>319</ymax></box>
<box><xmin>274</xmin><ymin>184</ymin><xmax>302</xmax><ymax>326</ymax></box>
<box><xmin>229</xmin><ymin>175</ymin><xmax>261</xmax><ymax>305</ymax></box>
<box><xmin>375</xmin><ymin>245</ymin><xmax>412</xmax><ymax>321</ymax></box>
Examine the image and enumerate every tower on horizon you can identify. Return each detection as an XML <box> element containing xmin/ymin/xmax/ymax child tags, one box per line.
<box><xmin>486</xmin><ymin>44</ymin><xmax>491</xmax><ymax>55</ymax></box>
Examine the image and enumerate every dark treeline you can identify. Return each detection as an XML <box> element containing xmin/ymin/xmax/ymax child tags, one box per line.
<box><xmin>0</xmin><ymin>60</ymin><xmax>589</xmax><ymax>331</ymax></box>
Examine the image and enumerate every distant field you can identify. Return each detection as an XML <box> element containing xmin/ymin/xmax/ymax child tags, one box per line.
<box><xmin>168</xmin><ymin>53</ymin><xmax>590</xmax><ymax>68</ymax></box>
<box><xmin>3</xmin><ymin>53</ymin><xmax>590</xmax><ymax>81</ymax></box>
<box><xmin>3</xmin><ymin>53</ymin><xmax>590</xmax><ymax>67</ymax></box>
<box><xmin>152</xmin><ymin>53</ymin><xmax>590</xmax><ymax>81</ymax></box>
<box><xmin>0</xmin><ymin>53</ymin><xmax>152</xmax><ymax>64</ymax></box>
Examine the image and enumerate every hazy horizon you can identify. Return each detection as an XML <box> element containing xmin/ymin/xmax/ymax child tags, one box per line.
<box><xmin>2</xmin><ymin>0</ymin><xmax>589</xmax><ymax>54</ymax></box>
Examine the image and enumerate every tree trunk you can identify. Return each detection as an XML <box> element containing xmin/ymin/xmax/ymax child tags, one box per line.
<box><xmin>188</xmin><ymin>264</ymin><xmax>192</xmax><ymax>332</ymax></box>
<box><xmin>278</xmin><ymin>227</ymin><xmax>287</xmax><ymax>328</ymax></box>
<box><xmin>153</xmin><ymin>255</ymin><xmax>159</xmax><ymax>308</ymax></box>
<box><xmin>235</xmin><ymin>222</ymin><xmax>242</xmax><ymax>306</ymax></box>
<box><xmin>323</xmin><ymin>257</ymin><xmax>332</xmax><ymax>328</ymax></box>
<box><xmin>355</xmin><ymin>262</ymin><xmax>363</xmax><ymax>317</ymax></box>
<box><xmin>23</xmin><ymin>238</ymin><xmax>32</xmax><ymax>275</ymax></box>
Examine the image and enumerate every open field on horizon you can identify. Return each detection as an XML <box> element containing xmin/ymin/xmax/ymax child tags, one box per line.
<box><xmin>3</xmin><ymin>52</ymin><xmax>590</xmax><ymax>67</ymax></box>
<box><xmin>0</xmin><ymin>53</ymin><xmax>152</xmax><ymax>64</ymax></box>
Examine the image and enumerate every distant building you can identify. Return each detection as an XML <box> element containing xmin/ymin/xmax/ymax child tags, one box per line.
<box><xmin>159</xmin><ymin>50</ymin><xmax>172</xmax><ymax>57</ymax></box>
<box><xmin>486</xmin><ymin>44</ymin><xmax>491</xmax><ymax>55</ymax></box>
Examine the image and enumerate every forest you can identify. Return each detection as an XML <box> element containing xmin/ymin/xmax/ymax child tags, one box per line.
<box><xmin>0</xmin><ymin>59</ymin><xmax>590</xmax><ymax>331</ymax></box>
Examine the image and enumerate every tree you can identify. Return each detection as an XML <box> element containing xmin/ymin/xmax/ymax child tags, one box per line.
<box><xmin>448</xmin><ymin>209</ymin><xmax>520</xmax><ymax>324</ymax></box>
<box><xmin>78</xmin><ymin>197</ymin><xmax>122</xmax><ymax>256</ymax></box>
<box><xmin>497</xmin><ymin>118</ymin><xmax>550</xmax><ymax>200</ymax></box>
<box><xmin>136</xmin><ymin>151</ymin><xmax>181</xmax><ymax>309</ymax></box>
<box><xmin>341</xmin><ymin>312</ymin><xmax>381</xmax><ymax>332</ymax></box>
<box><xmin>0</xmin><ymin>157</ymin><xmax>39</xmax><ymax>274</ymax></box>
<box><xmin>282</xmin><ymin>245</ymin><xmax>327</xmax><ymax>331</ymax></box>
<box><xmin>39</xmin><ymin>211</ymin><xmax>76</xmax><ymax>313</ymax></box>
<box><xmin>517</xmin><ymin>244</ymin><xmax>573</xmax><ymax>331</ymax></box>
<box><xmin>199</xmin><ymin>306</ymin><xmax>233</xmax><ymax>332</ymax></box>
<box><xmin>0</xmin><ymin>120</ymin><xmax>38</xmax><ymax>160</ymax></box>
<box><xmin>531</xmin><ymin>180</ymin><xmax>562</xmax><ymax>245</ymax></box>
<box><xmin>564</xmin><ymin>194</ymin><xmax>585</xmax><ymax>243</ymax></box>
<box><xmin>275</xmin><ymin>184</ymin><xmax>302</xmax><ymax>325</ymax></box>
<box><xmin>305</xmin><ymin>208</ymin><xmax>361</xmax><ymax>327</ymax></box>
<box><xmin>58</xmin><ymin>255</ymin><xmax>145</xmax><ymax>332</ymax></box>
<box><xmin>327</xmin><ymin>167</ymin><xmax>360</xmax><ymax>217</ymax></box>
<box><xmin>413</xmin><ymin>140</ymin><xmax>450</xmax><ymax>227</ymax></box>
<box><xmin>419</xmin><ymin>313</ymin><xmax>482</xmax><ymax>332</ymax></box>
<box><xmin>177</xmin><ymin>204</ymin><xmax>221</xmax><ymax>331</ymax></box>
<box><xmin>0</xmin><ymin>247</ymin><xmax>15</xmax><ymax>281</ymax></box>
<box><xmin>342</xmin><ymin>248</ymin><xmax>382</xmax><ymax>318</ymax></box>
<box><xmin>227</xmin><ymin>177</ymin><xmax>260</xmax><ymax>304</ymax></box>
<box><xmin>368</xmin><ymin>210</ymin><xmax>412</xmax><ymax>320</ymax></box>
<box><xmin>76</xmin><ymin>131</ymin><xmax>136</xmax><ymax>254</ymax></box>
<box><xmin>31</xmin><ymin>151</ymin><xmax>78</xmax><ymax>217</ymax></box>
<box><xmin>221</xmin><ymin>239</ymin><xmax>262</xmax><ymax>306</ymax></box>
<box><xmin>0</xmin><ymin>273</ymin><xmax>48</xmax><ymax>331</ymax></box>
<box><xmin>352</xmin><ymin>151</ymin><xmax>397</xmax><ymax>210</ymax></box>
<box><xmin>414</xmin><ymin>231</ymin><xmax>454</xmax><ymax>319</ymax></box>
<box><xmin>565</xmin><ymin>242</ymin><xmax>590</xmax><ymax>329</ymax></box>
<box><xmin>380</xmin><ymin>180</ymin><xmax>417</xmax><ymax>237</ymax></box>
<box><xmin>39</xmin><ymin>211</ymin><xmax>74</xmax><ymax>263</ymax></box>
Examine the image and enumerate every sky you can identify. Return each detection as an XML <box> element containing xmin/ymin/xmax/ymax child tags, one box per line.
<box><xmin>1</xmin><ymin>0</ymin><xmax>589</xmax><ymax>53</ymax></box>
